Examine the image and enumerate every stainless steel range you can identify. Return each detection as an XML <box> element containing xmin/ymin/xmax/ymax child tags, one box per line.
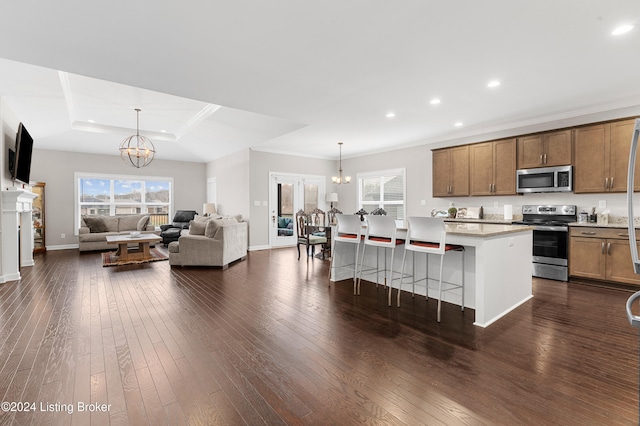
<box><xmin>512</xmin><ymin>205</ymin><xmax>577</xmax><ymax>281</ymax></box>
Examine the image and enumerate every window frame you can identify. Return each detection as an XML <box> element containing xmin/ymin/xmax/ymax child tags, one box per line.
<box><xmin>356</xmin><ymin>168</ymin><xmax>406</xmax><ymax>220</ymax></box>
<box><xmin>75</xmin><ymin>172</ymin><xmax>174</xmax><ymax>234</ymax></box>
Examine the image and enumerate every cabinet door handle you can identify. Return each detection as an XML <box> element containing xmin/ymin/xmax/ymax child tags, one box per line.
<box><xmin>607</xmin><ymin>242</ymin><xmax>611</xmax><ymax>255</ymax></box>
<box><xmin>611</xmin><ymin>177</ymin><xmax>614</xmax><ymax>188</ymax></box>
<box><xmin>540</xmin><ymin>154</ymin><xmax>543</xmax><ymax>164</ymax></box>
<box><xmin>581</xmin><ymin>231</ymin><xmax>596</xmax><ymax>235</ymax></box>
<box><xmin>489</xmin><ymin>183</ymin><xmax>492</xmax><ymax>193</ymax></box>
<box><xmin>543</xmin><ymin>153</ymin><xmax>547</xmax><ymax>164</ymax></box>
<box><xmin>602</xmin><ymin>242</ymin><xmax>605</xmax><ymax>254</ymax></box>
<box><xmin>605</xmin><ymin>177</ymin><xmax>609</xmax><ymax>189</ymax></box>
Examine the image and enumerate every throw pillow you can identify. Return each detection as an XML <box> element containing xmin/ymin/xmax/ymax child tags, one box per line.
<box><xmin>118</xmin><ymin>215</ymin><xmax>140</xmax><ymax>232</ymax></box>
<box><xmin>83</xmin><ymin>216</ymin><xmax>108</xmax><ymax>233</ymax></box>
<box><xmin>194</xmin><ymin>215</ymin><xmax>210</xmax><ymax>224</ymax></box>
<box><xmin>137</xmin><ymin>215</ymin><xmax>150</xmax><ymax>231</ymax></box>
<box><xmin>189</xmin><ymin>220</ymin><xmax>207</xmax><ymax>235</ymax></box>
<box><xmin>205</xmin><ymin>218</ymin><xmax>237</xmax><ymax>238</ymax></box>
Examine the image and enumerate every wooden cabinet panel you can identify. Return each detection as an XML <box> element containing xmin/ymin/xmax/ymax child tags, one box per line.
<box><xmin>569</xmin><ymin>237</ymin><xmax>606</xmax><ymax>280</ymax></box>
<box><xmin>517</xmin><ymin>135</ymin><xmax>544</xmax><ymax>169</ymax></box>
<box><xmin>569</xmin><ymin>226</ymin><xmax>640</xmax><ymax>285</ymax></box>
<box><xmin>544</xmin><ymin>130</ymin><xmax>573</xmax><ymax>167</ymax></box>
<box><xmin>517</xmin><ymin>130</ymin><xmax>572</xmax><ymax>169</ymax></box>
<box><xmin>469</xmin><ymin>142</ymin><xmax>493</xmax><ymax>196</ymax></box>
<box><xmin>607</xmin><ymin>239</ymin><xmax>640</xmax><ymax>285</ymax></box>
<box><xmin>450</xmin><ymin>146</ymin><xmax>469</xmax><ymax>196</ymax></box>
<box><xmin>432</xmin><ymin>149</ymin><xmax>452</xmax><ymax>197</ymax></box>
<box><xmin>573</xmin><ymin>124</ymin><xmax>609</xmax><ymax>193</ymax></box>
<box><xmin>432</xmin><ymin>146</ymin><xmax>468</xmax><ymax>197</ymax></box>
<box><xmin>470</xmin><ymin>138</ymin><xmax>516</xmax><ymax>196</ymax></box>
<box><xmin>609</xmin><ymin>119</ymin><xmax>640</xmax><ymax>192</ymax></box>
<box><xmin>493</xmin><ymin>138</ymin><xmax>516</xmax><ymax>195</ymax></box>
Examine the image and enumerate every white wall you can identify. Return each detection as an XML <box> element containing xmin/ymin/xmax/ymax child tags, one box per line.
<box><xmin>248</xmin><ymin>149</ymin><xmax>335</xmax><ymax>249</ymax></box>
<box><xmin>30</xmin><ymin>149</ymin><xmax>207</xmax><ymax>249</ymax></box>
<box><xmin>1</xmin><ymin>98</ymin><xmax>20</xmax><ymax>190</ymax></box>
<box><xmin>206</xmin><ymin>148</ymin><xmax>251</xmax><ymax>219</ymax></box>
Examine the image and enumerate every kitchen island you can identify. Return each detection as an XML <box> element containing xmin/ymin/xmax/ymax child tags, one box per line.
<box><xmin>330</xmin><ymin>222</ymin><xmax>533</xmax><ymax>327</ymax></box>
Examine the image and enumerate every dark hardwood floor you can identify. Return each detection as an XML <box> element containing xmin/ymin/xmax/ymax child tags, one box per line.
<box><xmin>0</xmin><ymin>246</ymin><xmax>639</xmax><ymax>425</ymax></box>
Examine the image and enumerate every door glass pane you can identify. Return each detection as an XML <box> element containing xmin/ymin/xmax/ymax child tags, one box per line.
<box><xmin>278</xmin><ymin>183</ymin><xmax>293</xmax><ymax>215</ymax></box>
<box><xmin>304</xmin><ymin>183</ymin><xmax>318</xmax><ymax>212</ymax></box>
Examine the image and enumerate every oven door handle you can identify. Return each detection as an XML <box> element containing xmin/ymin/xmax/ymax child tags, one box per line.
<box><xmin>532</xmin><ymin>225</ymin><xmax>569</xmax><ymax>232</ymax></box>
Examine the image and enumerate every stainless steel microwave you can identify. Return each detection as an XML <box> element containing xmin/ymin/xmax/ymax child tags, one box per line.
<box><xmin>516</xmin><ymin>165</ymin><xmax>572</xmax><ymax>193</ymax></box>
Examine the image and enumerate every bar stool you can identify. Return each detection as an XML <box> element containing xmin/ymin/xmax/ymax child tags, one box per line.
<box><xmin>397</xmin><ymin>216</ymin><xmax>464</xmax><ymax>322</ymax></box>
<box><xmin>357</xmin><ymin>215</ymin><xmax>405</xmax><ymax>306</ymax></box>
<box><xmin>329</xmin><ymin>214</ymin><xmax>364</xmax><ymax>295</ymax></box>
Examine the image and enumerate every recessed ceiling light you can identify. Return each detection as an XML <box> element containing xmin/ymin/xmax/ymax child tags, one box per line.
<box><xmin>430</xmin><ymin>98</ymin><xmax>441</xmax><ymax>105</ymax></box>
<box><xmin>386</xmin><ymin>112</ymin><xmax>396</xmax><ymax>118</ymax></box>
<box><xmin>487</xmin><ymin>80</ymin><xmax>501</xmax><ymax>88</ymax></box>
<box><xmin>612</xmin><ymin>24</ymin><xmax>633</xmax><ymax>36</ymax></box>
<box><xmin>160</xmin><ymin>129</ymin><xmax>167</xmax><ymax>133</ymax></box>
<box><xmin>88</xmin><ymin>119</ymin><xmax>95</xmax><ymax>123</ymax></box>
<box><xmin>454</xmin><ymin>122</ymin><xmax>463</xmax><ymax>127</ymax></box>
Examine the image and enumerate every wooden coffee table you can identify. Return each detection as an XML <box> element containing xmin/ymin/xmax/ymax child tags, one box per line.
<box><xmin>105</xmin><ymin>234</ymin><xmax>162</xmax><ymax>262</ymax></box>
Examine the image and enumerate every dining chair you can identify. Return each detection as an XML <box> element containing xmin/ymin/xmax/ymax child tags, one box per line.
<box><xmin>296</xmin><ymin>209</ymin><xmax>327</xmax><ymax>262</ymax></box>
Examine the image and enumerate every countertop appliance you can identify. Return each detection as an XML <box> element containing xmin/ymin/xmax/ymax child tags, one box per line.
<box><xmin>516</xmin><ymin>165</ymin><xmax>572</xmax><ymax>193</ymax></box>
<box><xmin>512</xmin><ymin>204</ymin><xmax>577</xmax><ymax>281</ymax></box>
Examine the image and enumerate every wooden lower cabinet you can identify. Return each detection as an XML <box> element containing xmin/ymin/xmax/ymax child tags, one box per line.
<box><xmin>569</xmin><ymin>227</ymin><xmax>640</xmax><ymax>285</ymax></box>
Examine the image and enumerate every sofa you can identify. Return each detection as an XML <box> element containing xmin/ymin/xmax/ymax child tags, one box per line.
<box><xmin>168</xmin><ymin>216</ymin><xmax>248</xmax><ymax>269</ymax></box>
<box><xmin>78</xmin><ymin>214</ymin><xmax>159</xmax><ymax>252</ymax></box>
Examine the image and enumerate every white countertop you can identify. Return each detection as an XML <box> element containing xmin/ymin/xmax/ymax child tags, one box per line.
<box><xmin>393</xmin><ymin>221</ymin><xmax>532</xmax><ymax>237</ymax></box>
<box><xmin>444</xmin><ymin>222</ymin><xmax>533</xmax><ymax>237</ymax></box>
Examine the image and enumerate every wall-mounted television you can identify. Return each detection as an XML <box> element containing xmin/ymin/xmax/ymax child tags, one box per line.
<box><xmin>10</xmin><ymin>122</ymin><xmax>34</xmax><ymax>185</ymax></box>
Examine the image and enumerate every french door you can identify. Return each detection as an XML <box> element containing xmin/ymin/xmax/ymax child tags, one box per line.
<box><xmin>269</xmin><ymin>173</ymin><xmax>325</xmax><ymax>248</ymax></box>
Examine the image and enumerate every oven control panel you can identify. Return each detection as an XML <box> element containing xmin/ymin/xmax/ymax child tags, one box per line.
<box><xmin>522</xmin><ymin>205</ymin><xmax>576</xmax><ymax>215</ymax></box>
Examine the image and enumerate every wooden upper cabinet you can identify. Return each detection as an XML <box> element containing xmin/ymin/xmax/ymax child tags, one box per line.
<box><xmin>609</xmin><ymin>119</ymin><xmax>640</xmax><ymax>192</ymax></box>
<box><xmin>573</xmin><ymin>123</ymin><xmax>609</xmax><ymax>193</ymax></box>
<box><xmin>432</xmin><ymin>149</ymin><xmax>452</xmax><ymax>197</ymax></box>
<box><xmin>574</xmin><ymin>119</ymin><xmax>640</xmax><ymax>193</ymax></box>
<box><xmin>517</xmin><ymin>129</ymin><xmax>572</xmax><ymax>169</ymax></box>
<box><xmin>432</xmin><ymin>146</ymin><xmax>469</xmax><ymax>197</ymax></box>
<box><xmin>470</xmin><ymin>138</ymin><xmax>516</xmax><ymax>196</ymax></box>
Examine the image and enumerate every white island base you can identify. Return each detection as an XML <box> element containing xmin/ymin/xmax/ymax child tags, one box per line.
<box><xmin>330</xmin><ymin>223</ymin><xmax>533</xmax><ymax>327</ymax></box>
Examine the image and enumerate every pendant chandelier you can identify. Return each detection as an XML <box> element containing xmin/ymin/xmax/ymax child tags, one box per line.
<box><xmin>331</xmin><ymin>142</ymin><xmax>351</xmax><ymax>184</ymax></box>
<box><xmin>119</xmin><ymin>108</ymin><xmax>155</xmax><ymax>168</ymax></box>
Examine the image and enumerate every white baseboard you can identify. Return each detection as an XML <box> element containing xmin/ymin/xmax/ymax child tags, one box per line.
<box><xmin>46</xmin><ymin>244</ymin><xmax>80</xmax><ymax>251</ymax></box>
<box><xmin>248</xmin><ymin>245</ymin><xmax>271</xmax><ymax>251</ymax></box>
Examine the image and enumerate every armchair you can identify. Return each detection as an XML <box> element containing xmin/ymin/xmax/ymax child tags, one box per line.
<box><xmin>160</xmin><ymin>210</ymin><xmax>198</xmax><ymax>245</ymax></box>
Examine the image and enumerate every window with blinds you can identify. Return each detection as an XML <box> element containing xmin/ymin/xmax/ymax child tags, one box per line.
<box><xmin>357</xmin><ymin>168</ymin><xmax>406</xmax><ymax>220</ymax></box>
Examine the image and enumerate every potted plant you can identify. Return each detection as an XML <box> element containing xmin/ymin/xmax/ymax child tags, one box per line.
<box><xmin>448</xmin><ymin>207</ymin><xmax>457</xmax><ymax>218</ymax></box>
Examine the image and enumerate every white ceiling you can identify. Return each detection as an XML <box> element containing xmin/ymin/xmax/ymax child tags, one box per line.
<box><xmin>0</xmin><ymin>1</ymin><xmax>639</xmax><ymax>163</ymax></box>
